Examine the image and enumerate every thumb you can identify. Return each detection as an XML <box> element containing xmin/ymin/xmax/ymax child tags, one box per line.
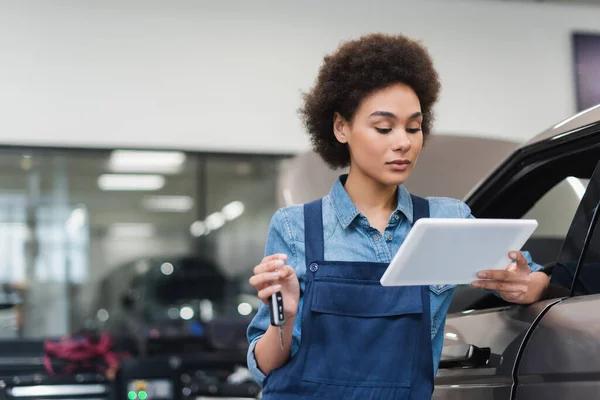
<box><xmin>279</xmin><ymin>265</ymin><xmax>296</xmax><ymax>279</ymax></box>
<box><xmin>509</xmin><ymin>251</ymin><xmax>529</xmax><ymax>272</ymax></box>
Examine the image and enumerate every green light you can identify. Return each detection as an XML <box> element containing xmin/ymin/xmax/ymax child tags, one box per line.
<box><xmin>128</xmin><ymin>391</ymin><xmax>137</xmax><ymax>400</ymax></box>
<box><xmin>139</xmin><ymin>391</ymin><xmax>148</xmax><ymax>400</ymax></box>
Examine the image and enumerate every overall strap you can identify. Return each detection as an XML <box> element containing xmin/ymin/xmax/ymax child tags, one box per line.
<box><xmin>304</xmin><ymin>199</ymin><xmax>325</xmax><ymax>264</ymax></box>
<box><xmin>410</xmin><ymin>194</ymin><xmax>430</xmax><ymax>222</ymax></box>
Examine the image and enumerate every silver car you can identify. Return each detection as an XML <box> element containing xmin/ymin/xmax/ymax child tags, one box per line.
<box><xmin>434</xmin><ymin>105</ymin><xmax>600</xmax><ymax>400</ymax></box>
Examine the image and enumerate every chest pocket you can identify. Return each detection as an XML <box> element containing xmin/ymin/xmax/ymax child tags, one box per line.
<box><xmin>429</xmin><ymin>284</ymin><xmax>456</xmax><ymax>295</ymax></box>
<box><xmin>301</xmin><ymin>279</ymin><xmax>423</xmax><ymax>388</ymax></box>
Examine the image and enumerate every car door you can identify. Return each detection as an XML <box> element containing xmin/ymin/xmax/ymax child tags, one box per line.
<box><xmin>513</xmin><ymin>163</ymin><xmax>600</xmax><ymax>399</ymax></box>
<box><xmin>433</xmin><ymin>123</ymin><xmax>600</xmax><ymax>400</ymax></box>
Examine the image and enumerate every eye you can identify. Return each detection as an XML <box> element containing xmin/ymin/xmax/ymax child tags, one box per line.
<box><xmin>375</xmin><ymin>127</ymin><xmax>392</xmax><ymax>134</ymax></box>
<box><xmin>406</xmin><ymin>127</ymin><xmax>422</xmax><ymax>134</ymax></box>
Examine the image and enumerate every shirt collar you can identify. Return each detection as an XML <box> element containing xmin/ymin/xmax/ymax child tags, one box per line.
<box><xmin>329</xmin><ymin>174</ymin><xmax>414</xmax><ymax>229</ymax></box>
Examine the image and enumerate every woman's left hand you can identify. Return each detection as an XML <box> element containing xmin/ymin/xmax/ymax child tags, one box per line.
<box><xmin>472</xmin><ymin>251</ymin><xmax>533</xmax><ymax>304</ymax></box>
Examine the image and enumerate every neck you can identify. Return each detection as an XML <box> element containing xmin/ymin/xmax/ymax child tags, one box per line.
<box><xmin>344</xmin><ymin>169</ymin><xmax>398</xmax><ymax>216</ymax></box>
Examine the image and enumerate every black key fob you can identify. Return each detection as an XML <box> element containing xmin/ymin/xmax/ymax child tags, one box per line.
<box><xmin>269</xmin><ymin>291</ymin><xmax>285</xmax><ymax>327</ymax></box>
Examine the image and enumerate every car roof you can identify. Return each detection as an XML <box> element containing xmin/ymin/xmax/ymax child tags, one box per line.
<box><xmin>464</xmin><ymin>104</ymin><xmax>600</xmax><ymax>202</ymax></box>
<box><xmin>521</xmin><ymin>104</ymin><xmax>600</xmax><ymax>148</ymax></box>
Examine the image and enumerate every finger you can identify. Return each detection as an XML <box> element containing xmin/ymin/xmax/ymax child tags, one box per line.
<box><xmin>476</xmin><ymin>270</ymin><xmax>510</xmax><ymax>281</ymax></box>
<box><xmin>258</xmin><ymin>284</ymin><xmax>282</xmax><ymax>302</ymax></box>
<box><xmin>261</xmin><ymin>254</ymin><xmax>288</xmax><ymax>264</ymax></box>
<box><xmin>278</xmin><ymin>265</ymin><xmax>296</xmax><ymax>279</ymax></box>
<box><xmin>509</xmin><ymin>251</ymin><xmax>529</xmax><ymax>271</ymax></box>
<box><xmin>472</xmin><ymin>280</ymin><xmax>526</xmax><ymax>292</ymax></box>
<box><xmin>249</xmin><ymin>271</ymin><xmax>281</xmax><ymax>289</ymax></box>
<box><xmin>253</xmin><ymin>259</ymin><xmax>285</xmax><ymax>275</ymax></box>
<box><xmin>476</xmin><ymin>269</ymin><xmax>526</xmax><ymax>282</ymax></box>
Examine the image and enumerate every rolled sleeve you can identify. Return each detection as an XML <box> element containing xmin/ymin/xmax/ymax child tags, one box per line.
<box><xmin>246</xmin><ymin>208</ymin><xmax>299</xmax><ymax>386</ymax></box>
<box><xmin>247</xmin><ymin>335</ymin><xmax>267</xmax><ymax>386</ymax></box>
<box><xmin>522</xmin><ymin>250</ymin><xmax>543</xmax><ymax>273</ymax></box>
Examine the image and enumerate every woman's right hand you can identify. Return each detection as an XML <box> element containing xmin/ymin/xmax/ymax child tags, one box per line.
<box><xmin>249</xmin><ymin>254</ymin><xmax>300</xmax><ymax>320</ymax></box>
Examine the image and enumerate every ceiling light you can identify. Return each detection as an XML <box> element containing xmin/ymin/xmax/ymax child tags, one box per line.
<box><xmin>98</xmin><ymin>174</ymin><xmax>165</xmax><ymax>191</ymax></box>
<box><xmin>190</xmin><ymin>221</ymin><xmax>209</xmax><ymax>237</ymax></box>
<box><xmin>222</xmin><ymin>201</ymin><xmax>245</xmax><ymax>220</ymax></box>
<box><xmin>237</xmin><ymin>302</ymin><xmax>253</xmax><ymax>316</ymax></box>
<box><xmin>109</xmin><ymin>150</ymin><xmax>186</xmax><ymax>174</ymax></box>
<box><xmin>199</xmin><ymin>299</ymin><xmax>214</xmax><ymax>321</ymax></box>
<box><xmin>108</xmin><ymin>223</ymin><xmax>155</xmax><ymax>237</ymax></box>
<box><xmin>205</xmin><ymin>212</ymin><xmax>226</xmax><ymax>231</ymax></box>
<box><xmin>96</xmin><ymin>309</ymin><xmax>109</xmax><ymax>322</ymax></box>
<box><xmin>142</xmin><ymin>195</ymin><xmax>193</xmax><ymax>212</ymax></box>
<box><xmin>160</xmin><ymin>262</ymin><xmax>174</xmax><ymax>275</ymax></box>
<box><xmin>180</xmin><ymin>306</ymin><xmax>194</xmax><ymax>320</ymax></box>
<box><xmin>10</xmin><ymin>385</ymin><xmax>107</xmax><ymax>397</ymax></box>
<box><xmin>65</xmin><ymin>207</ymin><xmax>87</xmax><ymax>235</ymax></box>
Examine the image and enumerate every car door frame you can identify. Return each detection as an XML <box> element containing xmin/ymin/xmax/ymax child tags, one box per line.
<box><xmin>511</xmin><ymin>161</ymin><xmax>600</xmax><ymax>400</ymax></box>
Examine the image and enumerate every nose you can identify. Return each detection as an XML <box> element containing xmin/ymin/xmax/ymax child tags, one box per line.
<box><xmin>392</xmin><ymin>130</ymin><xmax>412</xmax><ymax>152</ymax></box>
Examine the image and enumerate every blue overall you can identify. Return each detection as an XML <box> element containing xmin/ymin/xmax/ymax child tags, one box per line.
<box><xmin>261</xmin><ymin>195</ymin><xmax>434</xmax><ymax>400</ymax></box>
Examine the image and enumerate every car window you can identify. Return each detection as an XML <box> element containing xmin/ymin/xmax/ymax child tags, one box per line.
<box><xmin>521</xmin><ymin>177</ymin><xmax>589</xmax><ymax>267</ymax></box>
<box><xmin>540</xmin><ymin>162</ymin><xmax>600</xmax><ymax>298</ymax></box>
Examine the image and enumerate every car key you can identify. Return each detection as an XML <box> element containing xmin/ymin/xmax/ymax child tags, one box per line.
<box><xmin>269</xmin><ymin>291</ymin><xmax>285</xmax><ymax>349</ymax></box>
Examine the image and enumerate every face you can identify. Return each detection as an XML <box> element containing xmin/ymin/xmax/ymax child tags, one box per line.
<box><xmin>333</xmin><ymin>83</ymin><xmax>424</xmax><ymax>187</ymax></box>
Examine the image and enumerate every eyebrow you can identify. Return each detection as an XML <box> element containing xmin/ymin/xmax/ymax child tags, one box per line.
<box><xmin>369</xmin><ymin>111</ymin><xmax>423</xmax><ymax>120</ymax></box>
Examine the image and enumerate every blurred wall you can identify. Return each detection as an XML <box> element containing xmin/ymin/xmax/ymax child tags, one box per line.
<box><xmin>0</xmin><ymin>0</ymin><xmax>598</xmax><ymax>153</ymax></box>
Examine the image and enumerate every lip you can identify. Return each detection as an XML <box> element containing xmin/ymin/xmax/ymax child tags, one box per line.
<box><xmin>386</xmin><ymin>159</ymin><xmax>411</xmax><ymax>171</ymax></box>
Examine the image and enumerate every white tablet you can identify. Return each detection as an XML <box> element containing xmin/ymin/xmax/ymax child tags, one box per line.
<box><xmin>380</xmin><ymin>218</ymin><xmax>538</xmax><ymax>287</ymax></box>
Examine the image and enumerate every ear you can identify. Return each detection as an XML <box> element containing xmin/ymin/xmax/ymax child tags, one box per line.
<box><xmin>333</xmin><ymin>112</ymin><xmax>349</xmax><ymax>144</ymax></box>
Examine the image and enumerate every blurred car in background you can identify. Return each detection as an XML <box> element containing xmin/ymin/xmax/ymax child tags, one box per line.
<box><xmin>85</xmin><ymin>255</ymin><xmax>262</xmax><ymax>399</ymax></box>
<box><xmin>90</xmin><ymin>255</ymin><xmax>259</xmax><ymax>353</ymax></box>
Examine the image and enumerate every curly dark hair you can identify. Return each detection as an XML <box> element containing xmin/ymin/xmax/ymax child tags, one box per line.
<box><xmin>299</xmin><ymin>33</ymin><xmax>441</xmax><ymax>169</ymax></box>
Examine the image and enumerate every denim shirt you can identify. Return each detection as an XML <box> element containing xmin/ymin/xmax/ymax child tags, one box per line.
<box><xmin>246</xmin><ymin>176</ymin><xmax>542</xmax><ymax>386</ymax></box>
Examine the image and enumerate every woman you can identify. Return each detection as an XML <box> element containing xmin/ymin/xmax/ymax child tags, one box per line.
<box><xmin>246</xmin><ymin>33</ymin><xmax>549</xmax><ymax>399</ymax></box>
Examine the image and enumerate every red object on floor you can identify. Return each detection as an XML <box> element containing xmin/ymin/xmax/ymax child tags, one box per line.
<box><xmin>43</xmin><ymin>332</ymin><xmax>129</xmax><ymax>379</ymax></box>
